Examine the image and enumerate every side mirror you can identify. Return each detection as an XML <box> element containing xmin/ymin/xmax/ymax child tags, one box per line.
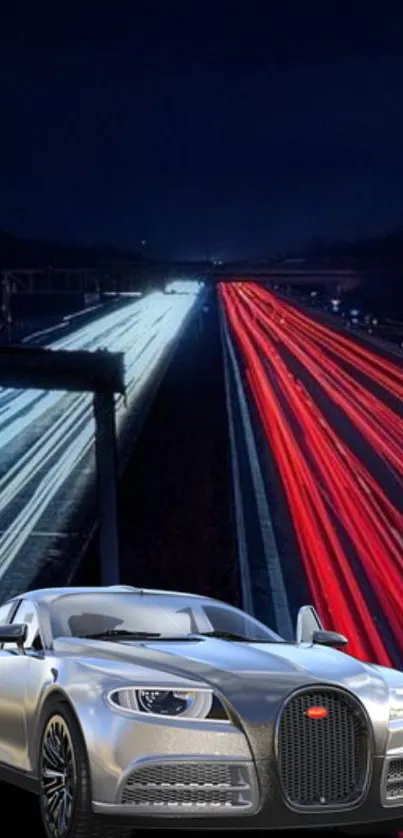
<box><xmin>296</xmin><ymin>605</ymin><xmax>323</xmax><ymax>643</ymax></box>
<box><xmin>0</xmin><ymin>623</ymin><xmax>27</xmax><ymax>653</ymax></box>
<box><xmin>312</xmin><ymin>630</ymin><xmax>348</xmax><ymax>648</ymax></box>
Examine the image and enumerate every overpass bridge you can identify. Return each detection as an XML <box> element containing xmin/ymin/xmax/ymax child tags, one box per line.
<box><xmin>0</xmin><ymin>261</ymin><xmax>361</xmax><ymax>326</ymax></box>
<box><xmin>210</xmin><ymin>265</ymin><xmax>360</xmax><ymax>291</ymax></box>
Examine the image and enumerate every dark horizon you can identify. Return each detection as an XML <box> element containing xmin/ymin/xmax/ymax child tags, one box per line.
<box><xmin>2</xmin><ymin>221</ymin><xmax>403</xmax><ymax>265</ymax></box>
<box><xmin>0</xmin><ymin>2</ymin><xmax>403</xmax><ymax>260</ymax></box>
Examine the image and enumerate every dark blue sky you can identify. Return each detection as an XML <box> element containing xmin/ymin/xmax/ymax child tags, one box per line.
<box><xmin>0</xmin><ymin>1</ymin><xmax>402</xmax><ymax>258</ymax></box>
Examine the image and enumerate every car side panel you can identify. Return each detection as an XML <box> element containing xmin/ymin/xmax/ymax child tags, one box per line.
<box><xmin>0</xmin><ymin>653</ymin><xmax>52</xmax><ymax>771</ymax></box>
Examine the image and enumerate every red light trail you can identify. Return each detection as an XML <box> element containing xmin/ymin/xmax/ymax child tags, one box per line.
<box><xmin>219</xmin><ymin>282</ymin><xmax>403</xmax><ymax>667</ymax></box>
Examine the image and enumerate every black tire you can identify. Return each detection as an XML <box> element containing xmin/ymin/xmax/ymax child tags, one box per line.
<box><xmin>38</xmin><ymin>698</ymin><xmax>133</xmax><ymax>838</ymax></box>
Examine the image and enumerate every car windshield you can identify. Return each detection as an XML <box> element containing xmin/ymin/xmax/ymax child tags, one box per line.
<box><xmin>49</xmin><ymin>592</ymin><xmax>284</xmax><ymax>643</ymax></box>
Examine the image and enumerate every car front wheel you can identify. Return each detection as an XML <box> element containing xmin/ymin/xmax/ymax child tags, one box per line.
<box><xmin>39</xmin><ymin>699</ymin><xmax>132</xmax><ymax>838</ymax></box>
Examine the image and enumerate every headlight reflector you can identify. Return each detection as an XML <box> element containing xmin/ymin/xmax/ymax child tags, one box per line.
<box><xmin>389</xmin><ymin>688</ymin><xmax>403</xmax><ymax>722</ymax></box>
<box><xmin>109</xmin><ymin>687</ymin><xmax>229</xmax><ymax>721</ymax></box>
<box><xmin>137</xmin><ymin>689</ymin><xmax>203</xmax><ymax>716</ymax></box>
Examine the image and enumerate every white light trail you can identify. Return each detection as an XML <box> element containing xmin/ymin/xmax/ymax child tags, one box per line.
<box><xmin>0</xmin><ymin>284</ymin><xmax>201</xmax><ymax>578</ymax></box>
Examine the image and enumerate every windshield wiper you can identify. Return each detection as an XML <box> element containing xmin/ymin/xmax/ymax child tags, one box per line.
<box><xmin>195</xmin><ymin>630</ymin><xmax>262</xmax><ymax>642</ymax></box>
<box><xmin>79</xmin><ymin>630</ymin><xmax>202</xmax><ymax>642</ymax></box>
<box><xmin>79</xmin><ymin>630</ymin><xmax>161</xmax><ymax>640</ymax></box>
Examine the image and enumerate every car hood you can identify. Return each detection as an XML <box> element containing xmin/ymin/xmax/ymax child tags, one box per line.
<box><xmin>54</xmin><ymin>634</ymin><xmax>397</xmax><ymax>711</ymax></box>
<box><xmin>54</xmin><ymin>636</ymin><xmax>399</xmax><ymax>758</ymax></box>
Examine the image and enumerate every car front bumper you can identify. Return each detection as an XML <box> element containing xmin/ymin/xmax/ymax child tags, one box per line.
<box><xmin>81</xmin><ymin>688</ymin><xmax>403</xmax><ymax>830</ymax></box>
<box><xmin>92</xmin><ymin>754</ymin><xmax>403</xmax><ymax>830</ymax></box>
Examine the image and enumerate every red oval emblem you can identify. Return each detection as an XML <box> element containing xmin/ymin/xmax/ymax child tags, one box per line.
<box><xmin>305</xmin><ymin>706</ymin><xmax>328</xmax><ymax>719</ymax></box>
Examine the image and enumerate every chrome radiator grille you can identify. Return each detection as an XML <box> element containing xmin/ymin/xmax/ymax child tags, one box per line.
<box><xmin>277</xmin><ymin>688</ymin><xmax>370</xmax><ymax>809</ymax></box>
<box><xmin>121</xmin><ymin>761</ymin><xmax>256</xmax><ymax>814</ymax></box>
<box><xmin>386</xmin><ymin>758</ymin><xmax>403</xmax><ymax>802</ymax></box>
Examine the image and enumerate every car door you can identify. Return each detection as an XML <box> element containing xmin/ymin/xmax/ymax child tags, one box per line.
<box><xmin>0</xmin><ymin>599</ymin><xmax>47</xmax><ymax>771</ymax></box>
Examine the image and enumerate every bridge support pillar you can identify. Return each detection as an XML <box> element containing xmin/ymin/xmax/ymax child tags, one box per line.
<box><xmin>93</xmin><ymin>390</ymin><xmax>120</xmax><ymax>585</ymax></box>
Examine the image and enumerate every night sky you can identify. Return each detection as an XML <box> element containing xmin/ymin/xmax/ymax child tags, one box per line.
<box><xmin>1</xmin><ymin>1</ymin><xmax>402</xmax><ymax>259</ymax></box>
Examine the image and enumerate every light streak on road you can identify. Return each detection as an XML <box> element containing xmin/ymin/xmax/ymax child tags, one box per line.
<box><xmin>220</xmin><ymin>281</ymin><xmax>403</xmax><ymax>667</ymax></box>
<box><xmin>0</xmin><ymin>283</ymin><xmax>201</xmax><ymax>579</ymax></box>
<box><xmin>245</xmin><ymin>282</ymin><xmax>403</xmax><ymax>399</ymax></box>
<box><xmin>234</xmin><ymin>284</ymin><xmax>403</xmax><ymax>475</ymax></box>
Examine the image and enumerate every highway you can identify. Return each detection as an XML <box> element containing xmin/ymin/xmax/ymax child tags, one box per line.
<box><xmin>0</xmin><ymin>279</ymin><xmax>401</xmax><ymax>837</ymax></box>
<box><xmin>0</xmin><ymin>282</ymin><xmax>201</xmax><ymax>596</ymax></box>
<box><xmin>219</xmin><ymin>281</ymin><xmax>403</xmax><ymax>669</ymax></box>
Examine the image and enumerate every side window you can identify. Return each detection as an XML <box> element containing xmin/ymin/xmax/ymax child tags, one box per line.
<box><xmin>8</xmin><ymin>600</ymin><xmax>43</xmax><ymax>651</ymax></box>
<box><xmin>0</xmin><ymin>603</ymin><xmax>13</xmax><ymax>625</ymax></box>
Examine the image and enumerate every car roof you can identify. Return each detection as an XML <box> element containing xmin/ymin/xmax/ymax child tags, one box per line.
<box><xmin>17</xmin><ymin>586</ymin><xmax>206</xmax><ymax>605</ymax></box>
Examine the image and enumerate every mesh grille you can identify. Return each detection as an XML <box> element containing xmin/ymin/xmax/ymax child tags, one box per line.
<box><xmin>121</xmin><ymin>761</ymin><xmax>255</xmax><ymax>812</ymax></box>
<box><xmin>386</xmin><ymin>759</ymin><xmax>403</xmax><ymax>801</ymax></box>
<box><xmin>277</xmin><ymin>688</ymin><xmax>369</xmax><ymax>809</ymax></box>
<box><xmin>125</xmin><ymin>762</ymin><xmax>233</xmax><ymax>787</ymax></box>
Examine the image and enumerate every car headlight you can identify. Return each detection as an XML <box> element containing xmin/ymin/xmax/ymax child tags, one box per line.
<box><xmin>108</xmin><ymin>687</ymin><xmax>230</xmax><ymax>721</ymax></box>
<box><xmin>389</xmin><ymin>688</ymin><xmax>403</xmax><ymax>722</ymax></box>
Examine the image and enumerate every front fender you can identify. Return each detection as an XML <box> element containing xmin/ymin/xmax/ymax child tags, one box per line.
<box><xmin>31</xmin><ymin>659</ymin><xmax>251</xmax><ymax>804</ymax></box>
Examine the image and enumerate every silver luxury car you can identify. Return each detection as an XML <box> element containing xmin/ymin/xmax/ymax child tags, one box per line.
<box><xmin>0</xmin><ymin>585</ymin><xmax>402</xmax><ymax>837</ymax></box>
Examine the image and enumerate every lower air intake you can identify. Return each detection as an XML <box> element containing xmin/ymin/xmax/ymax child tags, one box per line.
<box><xmin>386</xmin><ymin>759</ymin><xmax>403</xmax><ymax>802</ymax></box>
<box><xmin>121</xmin><ymin>761</ymin><xmax>256</xmax><ymax>814</ymax></box>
